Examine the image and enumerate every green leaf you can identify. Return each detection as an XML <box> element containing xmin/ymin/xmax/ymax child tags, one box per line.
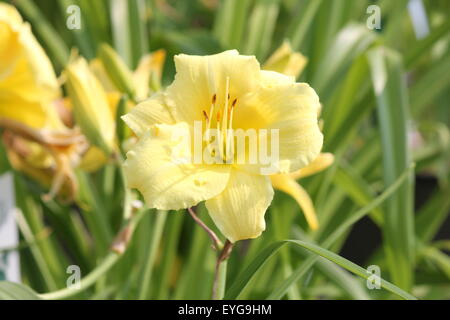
<box><xmin>416</xmin><ymin>183</ymin><xmax>450</xmax><ymax>243</ymax></box>
<box><xmin>225</xmin><ymin>240</ymin><xmax>416</xmax><ymax>300</ymax></box>
<box><xmin>286</xmin><ymin>0</ymin><xmax>323</xmax><ymax>52</ymax></box>
<box><xmin>421</xmin><ymin>247</ymin><xmax>450</xmax><ymax>280</ymax></box>
<box><xmin>57</xmin><ymin>0</ymin><xmax>95</xmax><ymax>59</ymax></box>
<box><xmin>213</xmin><ymin>0</ymin><xmax>252</xmax><ymax>50</ymax></box>
<box><xmin>290</xmin><ymin>228</ymin><xmax>370</xmax><ymax>300</ymax></box>
<box><xmin>138</xmin><ymin>210</ymin><xmax>167</xmax><ymax>299</ymax></box>
<box><xmin>322</xmin><ymin>54</ymin><xmax>372</xmax><ymax>150</ymax></box>
<box><xmin>405</xmin><ymin>19</ymin><xmax>450</xmax><ymax>69</ymax></box>
<box><xmin>368</xmin><ymin>47</ymin><xmax>415</xmax><ymax>290</ymax></box>
<box><xmin>110</xmin><ymin>0</ymin><xmax>133</xmax><ymax>66</ymax></box>
<box><xmin>333</xmin><ymin>162</ymin><xmax>383</xmax><ymax>225</ymax></box>
<box><xmin>243</xmin><ymin>0</ymin><xmax>280</xmax><ymax>60</ymax></box>
<box><xmin>128</xmin><ymin>0</ymin><xmax>150</xmax><ymax>68</ymax></box>
<box><xmin>0</xmin><ymin>282</ymin><xmax>41</xmax><ymax>300</ymax></box>
<box><xmin>312</xmin><ymin>24</ymin><xmax>377</xmax><ymax>98</ymax></box>
<box><xmin>410</xmin><ymin>53</ymin><xmax>450</xmax><ymax>115</ymax></box>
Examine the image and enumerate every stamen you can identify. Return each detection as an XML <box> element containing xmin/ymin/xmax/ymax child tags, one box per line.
<box><xmin>221</xmin><ymin>77</ymin><xmax>230</xmax><ymax>159</ymax></box>
<box><xmin>216</xmin><ymin>117</ymin><xmax>222</xmax><ymax>159</ymax></box>
<box><xmin>206</xmin><ymin>94</ymin><xmax>216</xmax><ymax>142</ymax></box>
<box><xmin>226</xmin><ymin>99</ymin><xmax>237</xmax><ymax>159</ymax></box>
<box><xmin>202</xmin><ymin>110</ymin><xmax>209</xmax><ymax>122</ymax></box>
<box><xmin>216</xmin><ymin>110</ymin><xmax>221</xmax><ymax>122</ymax></box>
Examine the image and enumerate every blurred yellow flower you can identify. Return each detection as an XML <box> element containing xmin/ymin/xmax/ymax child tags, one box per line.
<box><xmin>123</xmin><ymin>50</ymin><xmax>323</xmax><ymax>242</ymax></box>
<box><xmin>0</xmin><ymin>3</ymin><xmax>84</xmax><ymax>200</ymax></box>
<box><xmin>263</xmin><ymin>41</ymin><xmax>307</xmax><ymax>79</ymax></box>
<box><xmin>0</xmin><ymin>3</ymin><xmax>63</xmax><ymax>130</ymax></box>
<box><xmin>133</xmin><ymin>49</ymin><xmax>166</xmax><ymax>100</ymax></box>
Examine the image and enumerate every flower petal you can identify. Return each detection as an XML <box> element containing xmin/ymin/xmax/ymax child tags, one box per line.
<box><xmin>0</xmin><ymin>3</ymin><xmax>62</xmax><ymax>129</ymax></box>
<box><xmin>0</xmin><ymin>4</ymin><xmax>22</xmax><ymax>78</ymax></box>
<box><xmin>122</xmin><ymin>92</ymin><xmax>176</xmax><ymax>137</ymax></box>
<box><xmin>234</xmin><ymin>81</ymin><xmax>323</xmax><ymax>174</ymax></box>
<box><xmin>270</xmin><ymin>174</ymin><xmax>319</xmax><ymax>230</ymax></box>
<box><xmin>289</xmin><ymin>152</ymin><xmax>334</xmax><ymax>180</ymax></box>
<box><xmin>18</xmin><ymin>23</ymin><xmax>60</xmax><ymax>101</ymax></box>
<box><xmin>0</xmin><ymin>4</ymin><xmax>59</xmax><ymax>102</ymax></box>
<box><xmin>124</xmin><ymin>122</ymin><xmax>230</xmax><ymax>210</ymax></box>
<box><xmin>260</xmin><ymin>70</ymin><xmax>295</xmax><ymax>86</ymax></box>
<box><xmin>0</xmin><ymin>92</ymin><xmax>62</xmax><ymax>129</ymax></box>
<box><xmin>205</xmin><ymin>168</ymin><xmax>274</xmax><ymax>242</ymax></box>
<box><xmin>165</xmin><ymin>50</ymin><xmax>261</xmax><ymax>124</ymax></box>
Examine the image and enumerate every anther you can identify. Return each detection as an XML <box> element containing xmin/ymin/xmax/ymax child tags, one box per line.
<box><xmin>202</xmin><ymin>110</ymin><xmax>209</xmax><ymax>121</ymax></box>
<box><xmin>212</xmin><ymin>94</ymin><xmax>217</xmax><ymax>104</ymax></box>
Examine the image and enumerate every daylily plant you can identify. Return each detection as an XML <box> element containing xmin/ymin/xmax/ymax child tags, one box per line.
<box><xmin>122</xmin><ymin>50</ymin><xmax>324</xmax><ymax>242</ymax></box>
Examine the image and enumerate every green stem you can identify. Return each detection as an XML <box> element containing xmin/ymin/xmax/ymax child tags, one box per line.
<box><xmin>213</xmin><ymin>240</ymin><xmax>233</xmax><ymax>300</ymax></box>
<box><xmin>38</xmin><ymin>252</ymin><xmax>120</xmax><ymax>300</ymax></box>
<box><xmin>214</xmin><ymin>259</ymin><xmax>228</xmax><ymax>300</ymax></box>
<box><xmin>138</xmin><ymin>210</ymin><xmax>168</xmax><ymax>299</ymax></box>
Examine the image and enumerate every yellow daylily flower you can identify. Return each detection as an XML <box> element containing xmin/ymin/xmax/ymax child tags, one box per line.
<box><xmin>122</xmin><ymin>50</ymin><xmax>323</xmax><ymax>242</ymax></box>
<box><xmin>0</xmin><ymin>3</ymin><xmax>63</xmax><ymax>130</ymax></box>
<box><xmin>270</xmin><ymin>153</ymin><xmax>334</xmax><ymax>230</ymax></box>
<box><xmin>263</xmin><ymin>41</ymin><xmax>307</xmax><ymax>79</ymax></box>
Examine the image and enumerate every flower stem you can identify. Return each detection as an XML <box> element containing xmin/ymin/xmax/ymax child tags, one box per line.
<box><xmin>188</xmin><ymin>207</ymin><xmax>222</xmax><ymax>250</ymax></box>
<box><xmin>213</xmin><ymin>240</ymin><xmax>233</xmax><ymax>300</ymax></box>
<box><xmin>186</xmin><ymin>207</ymin><xmax>232</xmax><ymax>299</ymax></box>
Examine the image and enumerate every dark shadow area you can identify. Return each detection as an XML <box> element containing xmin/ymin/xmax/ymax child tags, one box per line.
<box><xmin>340</xmin><ymin>175</ymin><xmax>450</xmax><ymax>265</ymax></box>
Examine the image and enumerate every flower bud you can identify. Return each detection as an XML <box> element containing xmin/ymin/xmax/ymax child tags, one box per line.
<box><xmin>98</xmin><ymin>44</ymin><xmax>136</xmax><ymax>100</ymax></box>
<box><xmin>0</xmin><ymin>3</ymin><xmax>63</xmax><ymax>130</ymax></box>
<box><xmin>263</xmin><ymin>41</ymin><xmax>307</xmax><ymax>78</ymax></box>
<box><xmin>65</xmin><ymin>57</ymin><xmax>115</xmax><ymax>154</ymax></box>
